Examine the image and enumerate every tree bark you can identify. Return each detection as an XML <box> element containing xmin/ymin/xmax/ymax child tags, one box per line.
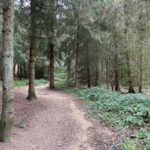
<box><xmin>114</xmin><ymin>50</ymin><xmax>120</xmax><ymax>92</ymax></box>
<box><xmin>126</xmin><ymin>51</ymin><xmax>135</xmax><ymax>93</ymax></box>
<box><xmin>111</xmin><ymin>14</ymin><xmax>121</xmax><ymax>92</ymax></box>
<box><xmin>0</xmin><ymin>0</ymin><xmax>15</xmax><ymax>142</ymax></box>
<box><xmin>23</xmin><ymin>64</ymin><xmax>27</xmax><ymax>79</ymax></box>
<box><xmin>95</xmin><ymin>65</ymin><xmax>99</xmax><ymax>86</ymax></box>
<box><xmin>139</xmin><ymin>21</ymin><xmax>144</xmax><ymax>93</ymax></box>
<box><xmin>75</xmin><ymin>28</ymin><xmax>79</xmax><ymax>87</ymax></box>
<box><xmin>67</xmin><ymin>46</ymin><xmax>72</xmax><ymax>86</ymax></box>
<box><xmin>86</xmin><ymin>42</ymin><xmax>91</xmax><ymax>88</ymax></box>
<box><xmin>138</xmin><ymin>1</ymin><xmax>146</xmax><ymax>93</ymax></box>
<box><xmin>124</xmin><ymin>0</ymin><xmax>135</xmax><ymax>93</ymax></box>
<box><xmin>139</xmin><ymin>48</ymin><xmax>144</xmax><ymax>93</ymax></box>
<box><xmin>48</xmin><ymin>0</ymin><xmax>56</xmax><ymax>89</ymax></box>
<box><xmin>74</xmin><ymin>10</ymin><xmax>79</xmax><ymax>87</ymax></box>
<box><xmin>27</xmin><ymin>0</ymin><xmax>37</xmax><ymax>100</ymax></box>
<box><xmin>106</xmin><ymin>58</ymin><xmax>109</xmax><ymax>89</ymax></box>
<box><xmin>0</xmin><ymin>51</ymin><xmax>2</xmax><ymax>80</ymax></box>
<box><xmin>49</xmin><ymin>43</ymin><xmax>55</xmax><ymax>89</ymax></box>
<box><xmin>112</xmin><ymin>31</ymin><xmax>121</xmax><ymax>92</ymax></box>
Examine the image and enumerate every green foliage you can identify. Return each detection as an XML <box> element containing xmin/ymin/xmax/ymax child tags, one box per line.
<box><xmin>70</xmin><ymin>87</ymin><xmax>150</xmax><ymax>128</ymax></box>
<box><xmin>121</xmin><ymin>140</ymin><xmax>137</xmax><ymax>150</ymax></box>
<box><xmin>14</xmin><ymin>79</ymin><xmax>48</xmax><ymax>88</ymax></box>
<box><xmin>67</xmin><ymin>86</ymin><xmax>150</xmax><ymax>149</ymax></box>
<box><xmin>55</xmin><ymin>66</ymin><xmax>66</xmax><ymax>80</ymax></box>
<box><xmin>121</xmin><ymin>129</ymin><xmax>150</xmax><ymax>150</ymax></box>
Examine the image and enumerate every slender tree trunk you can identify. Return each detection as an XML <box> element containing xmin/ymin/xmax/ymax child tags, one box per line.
<box><xmin>139</xmin><ymin>49</ymin><xmax>144</xmax><ymax>93</ymax></box>
<box><xmin>74</xmin><ymin>13</ymin><xmax>79</xmax><ymax>87</ymax></box>
<box><xmin>86</xmin><ymin>42</ymin><xmax>91</xmax><ymax>88</ymax></box>
<box><xmin>125</xmin><ymin>51</ymin><xmax>135</xmax><ymax>93</ymax></box>
<box><xmin>17</xmin><ymin>63</ymin><xmax>20</xmax><ymax>79</ymax></box>
<box><xmin>20</xmin><ymin>64</ymin><xmax>23</xmax><ymax>80</ymax></box>
<box><xmin>49</xmin><ymin>43</ymin><xmax>55</xmax><ymax>89</ymax></box>
<box><xmin>0</xmin><ymin>0</ymin><xmax>15</xmax><ymax>142</ymax></box>
<box><xmin>41</xmin><ymin>54</ymin><xmax>45</xmax><ymax>79</ymax></box>
<box><xmin>106</xmin><ymin>59</ymin><xmax>109</xmax><ymax>89</ymax></box>
<box><xmin>94</xmin><ymin>50</ymin><xmax>99</xmax><ymax>86</ymax></box>
<box><xmin>95</xmin><ymin>66</ymin><xmax>99</xmax><ymax>86</ymax></box>
<box><xmin>13</xmin><ymin>62</ymin><xmax>16</xmax><ymax>78</ymax></box>
<box><xmin>0</xmin><ymin>52</ymin><xmax>2</xmax><ymax>80</ymax></box>
<box><xmin>124</xmin><ymin>0</ymin><xmax>135</xmax><ymax>93</ymax></box>
<box><xmin>114</xmin><ymin>51</ymin><xmax>120</xmax><ymax>92</ymax></box>
<box><xmin>75</xmin><ymin>31</ymin><xmax>79</xmax><ymax>87</ymax></box>
<box><xmin>27</xmin><ymin>0</ymin><xmax>37</xmax><ymax>100</ymax></box>
<box><xmin>23</xmin><ymin>64</ymin><xmax>27</xmax><ymax>78</ymax></box>
<box><xmin>113</xmin><ymin>33</ymin><xmax>121</xmax><ymax>92</ymax></box>
<box><xmin>48</xmin><ymin>0</ymin><xmax>56</xmax><ymax>89</ymax></box>
<box><xmin>67</xmin><ymin>46</ymin><xmax>72</xmax><ymax>86</ymax></box>
<box><xmin>139</xmin><ymin>1</ymin><xmax>146</xmax><ymax>93</ymax></box>
<box><xmin>111</xmin><ymin>16</ymin><xmax>121</xmax><ymax>92</ymax></box>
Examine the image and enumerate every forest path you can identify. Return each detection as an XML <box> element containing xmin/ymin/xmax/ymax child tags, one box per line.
<box><xmin>0</xmin><ymin>86</ymin><xmax>118</xmax><ymax>150</ymax></box>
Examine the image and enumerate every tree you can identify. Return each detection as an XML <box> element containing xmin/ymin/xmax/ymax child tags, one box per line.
<box><xmin>138</xmin><ymin>0</ymin><xmax>146</xmax><ymax>93</ymax></box>
<box><xmin>124</xmin><ymin>0</ymin><xmax>135</xmax><ymax>93</ymax></box>
<box><xmin>27</xmin><ymin>0</ymin><xmax>37</xmax><ymax>100</ymax></box>
<box><xmin>0</xmin><ymin>0</ymin><xmax>15</xmax><ymax>142</ymax></box>
<box><xmin>48</xmin><ymin>0</ymin><xmax>56</xmax><ymax>89</ymax></box>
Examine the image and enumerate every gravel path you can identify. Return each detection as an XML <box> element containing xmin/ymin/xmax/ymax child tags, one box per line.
<box><xmin>0</xmin><ymin>86</ymin><xmax>119</xmax><ymax>150</ymax></box>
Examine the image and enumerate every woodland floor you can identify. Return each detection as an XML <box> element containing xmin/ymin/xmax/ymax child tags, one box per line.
<box><xmin>0</xmin><ymin>86</ymin><xmax>120</xmax><ymax>150</ymax></box>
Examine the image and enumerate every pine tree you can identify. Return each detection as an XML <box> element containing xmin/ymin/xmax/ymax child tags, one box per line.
<box><xmin>0</xmin><ymin>0</ymin><xmax>15</xmax><ymax>142</ymax></box>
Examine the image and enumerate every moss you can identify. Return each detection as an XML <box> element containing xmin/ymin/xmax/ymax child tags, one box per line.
<box><xmin>0</xmin><ymin>120</ymin><xmax>13</xmax><ymax>143</ymax></box>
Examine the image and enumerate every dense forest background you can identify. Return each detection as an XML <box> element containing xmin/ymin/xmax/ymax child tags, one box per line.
<box><xmin>0</xmin><ymin>0</ymin><xmax>150</xmax><ymax>93</ymax></box>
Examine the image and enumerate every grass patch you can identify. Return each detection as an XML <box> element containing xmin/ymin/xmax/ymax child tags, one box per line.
<box><xmin>66</xmin><ymin>87</ymin><xmax>150</xmax><ymax>150</ymax></box>
<box><xmin>14</xmin><ymin>79</ymin><xmax>48</xmax><ymax>88</ymax></box>
<box><xmin>0</xmin><ymin>79</ymin><xmax>49</xmax><ymax>88</ymax></box>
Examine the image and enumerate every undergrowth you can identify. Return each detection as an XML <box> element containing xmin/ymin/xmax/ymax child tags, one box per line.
<box><xmin>66</xmin><ymin>87</ymin><xmax>150</xmax><ymax>150</ymax></box>
<box><xmin>14</xmin><ymin>79</ymin><xmax>48</xmax><ymax>87</ymax></box>
<box><xmin>0</xmin><ymin>79</ymin><xmax>48</xmax><ymax>88</ymax></box>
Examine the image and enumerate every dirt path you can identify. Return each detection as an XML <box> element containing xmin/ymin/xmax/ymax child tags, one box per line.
<box><xmin>0</xmin><ymin>86</ymin><xmax>119</xmax><ymax>150</ymax></box>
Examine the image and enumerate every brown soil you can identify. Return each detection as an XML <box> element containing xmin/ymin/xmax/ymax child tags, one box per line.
<box><xmin>0</xmin><ymin>86</ymin><xmax>119</xmax><ymax>150</ymax></box>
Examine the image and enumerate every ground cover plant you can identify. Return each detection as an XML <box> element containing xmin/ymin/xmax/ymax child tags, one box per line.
<box><xmin>66</xmin><ymin>87</ymin><xmax>150</xmax><ymax>150</ymax></box>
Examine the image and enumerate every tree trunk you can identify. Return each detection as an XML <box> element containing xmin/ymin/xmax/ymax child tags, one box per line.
<box><xmin>126</xmin><ymin>51</ymin><xmax>135</xmax><ymax>93</ymax></box>
<box><xmin>75</xmin><ymin>30</ymin><xmax>79</xmax><ymax>87</ymax></box>
<box><xmin>106</xmin><ymin>59</ymin><xmax>109</xmax><ymax>89</ymax></box>
<box><xmin>111</xmin><ymin>15</ymin><xmax>121</xmax><ymax>92</ymax></box>
<box><xmin>27</xmin><ymin>0</ymin><xmax>37</xmax><ymax>100</ymax></box>
<box><xmin>86</xmin><ymin>42</ymin><xmax>91</xmax><ymax>88</ymax></box>
<box><xmin>23</xmin><ymin>64</ymin><xmax>27</xmax><ymax>79</ymax></box>
<box><xmin>139</xmin><ymin>48</ymin><xmax>144</xmax><ymax>93</ymax></box>
<box><xmin>139</xmin><ymin>1</ymin><xmax>146</xmax><ymax>93</ymax></box>
<box><xmin>20</xmin><ymin>64</ymin><xmax>23</xmax><ymax>80</ymax></box>
<box><xmin>49</xmin><ymin>43</ymin><xmax>55</xmax><ymax>89</ymax></box>
<box><xmin>0</xmin><ymin>53</ymin><xmax>2</xmax><ymax>80</ymax></box>
<box><xmin>124</xmin><ymin>0</ymin><xmax>135</xmax><ymax>93</ymax></box>
<box><xmin>13</xmin><ymin>62</ymin><xmax>16</xmax><ymax>78</ymax></box>
<box><xmin>41</xmin><ymin>55</ymin><xmax>45</xmax><ymax>79</ymax></box>
<box><xmin>17</xmin><ymin>63</ymin><xmax>20</xmax><ymax>79</ymax></box>
<box><xmin>74</xmin><ymin>11</ymin><xmax>79</xmax><ymax>87</ymax></box>
<box><xmin>113</xmin><ymin>32</ymin><xmax>121</xmax><ymax>92</ymax></box>
<box><xmin>114</xmin><ymin>51</ymin><xmax>120</xmax><ymax>92</ymax></box>
<box><xmin>48</xmin><ymin>0</ymin><xmax>56</xmax><ymax>89</ymax></box>
<box><xmin>94</xmin><ymin>51</ymin><xmax>99</xmax><ymax>86</ymax></box>
<box><xmin>67</xmin><ymin>46</ymin><xmax>72</xmax><ymax>86</ymax></box>
<box><xmin>0</xmin><ymin>0</ymin><xmax>15</xmax><ymax>142</ymax></box>
<box><xmin>95</xmin><ymin>66</ymin><xmax>99</xmax><ymax>86</ymax></box>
